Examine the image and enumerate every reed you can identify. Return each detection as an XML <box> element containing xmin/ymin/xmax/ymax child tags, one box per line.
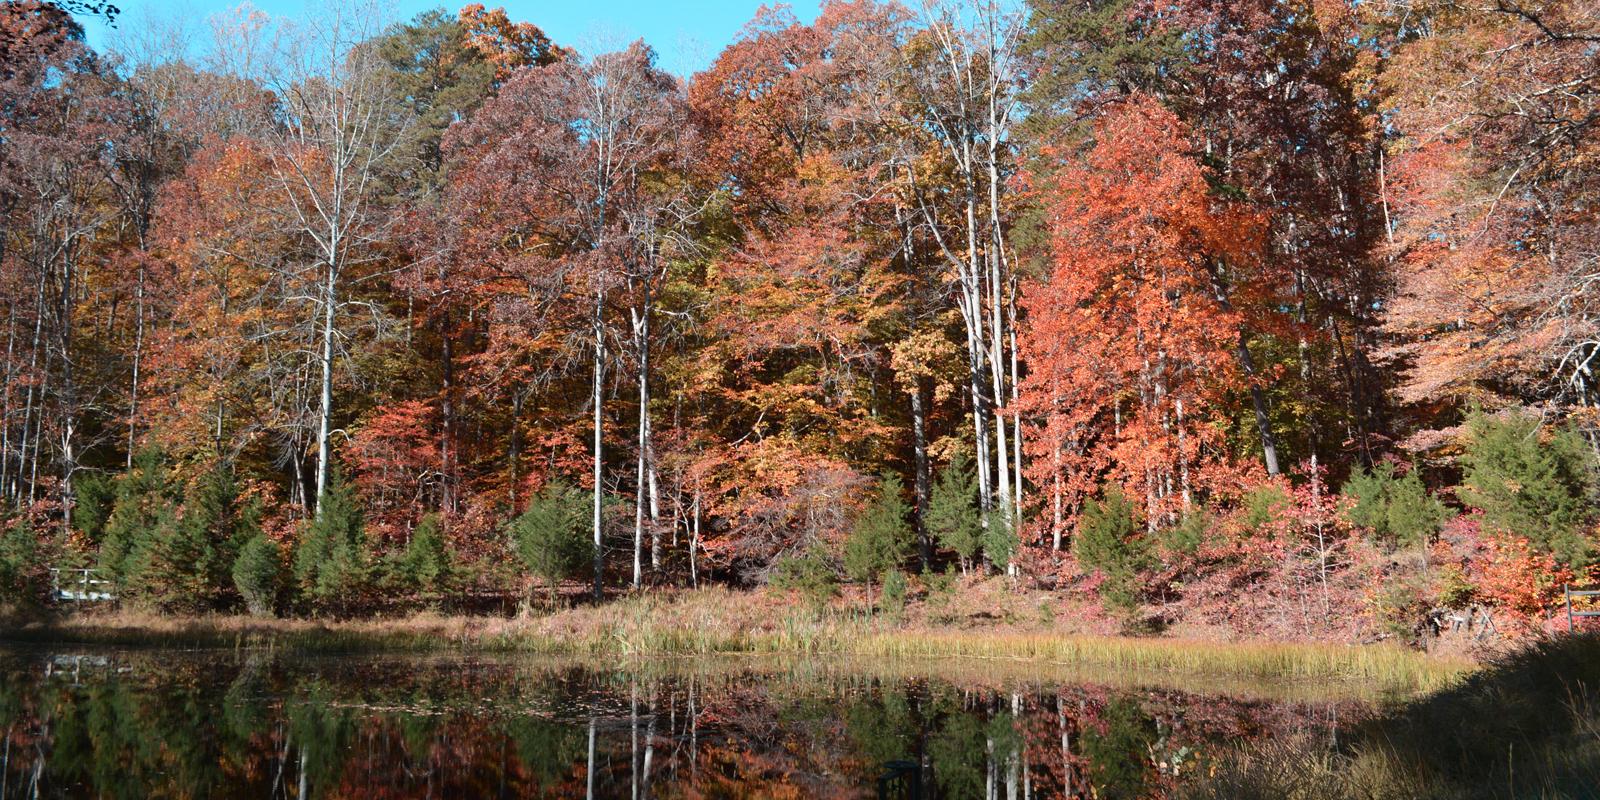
<box><xmin>1</xmin><ymin>588</ymin><xmax>1470</xmax><ymax>693</ymax></box>
<box><xmin>1182</xmin><ymin>634</ymin><xmax>1600</xmax><ymax>799</ymax></box>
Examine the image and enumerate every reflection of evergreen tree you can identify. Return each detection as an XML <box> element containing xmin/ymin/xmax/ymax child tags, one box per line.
<box><xmin>929</xmin><ymin>703</ymin><xmax>987</xmax><ymax>798</ymax></box>
<box><xmin>1083</xmin><ymin>698</ymin><xmax>1158</xmax><ymax>800</ymax></box>
<box><xmin>506</xmin><ymin>716</ymin><xmax>586</xmax><ymax>790</ymax></box>
<box><xmin>847</xmin><ymin>689</ymin><xmax>918</xmax><ymax>766</ymax></box>
<box><xmin>987</xmin><ymin>710</ymin><xmax>1022</xmax><ymax>792</ymax></box>
<box><xmin>289</xmin><ymin>682</ymin><xmax>357</xmax><ymax>796</ymax></box>
<box><xmin>221</xmin><ymin>655</ymin><xmax>272</xmax><ymax>747</ymax></box>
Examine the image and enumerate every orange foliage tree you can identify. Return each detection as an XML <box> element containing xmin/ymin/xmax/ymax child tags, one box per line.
<box><xmin>1020</xmin><ymin>96</ymin><xmax>1265</xmax><ymax>536</ymax></box>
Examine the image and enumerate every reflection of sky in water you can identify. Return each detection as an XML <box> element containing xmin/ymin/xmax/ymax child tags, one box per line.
<box><xmin>0</xmin><ymin>648</ymin><xmax>1359</xmax><ymax>799</ymax></box>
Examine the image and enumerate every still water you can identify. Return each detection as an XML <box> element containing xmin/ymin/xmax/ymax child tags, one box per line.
<box><xmin>0</xmin><ymin>647</ymin><xmax>1369</xmax><ymax>798</ymax></box>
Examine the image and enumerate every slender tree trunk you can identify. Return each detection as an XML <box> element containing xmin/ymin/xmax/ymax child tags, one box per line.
<box><xmin>1236</xmin><ymin>329</ymin><xmax>1281</xmax><ymax>476</ymax></box>
<box><xmin>1051</xmin><ymin>434</ymin><xmax>1063</xmax><ymax>552</ymax></box>
<box><xmin>0</xmin><ymin>306</ymin><xmax>15</xmax><ymax>503</ymax></box>
<box><xmin>987</xmin><ymin>154</ymin><xmax>1013</xmax><ymax>528</ymax></box>
<box><xmin>56</xmin><ymin>251</ymin><xmax>79</xmax><ymax>534</ymax></box>
<box><xmin>689</xmin><ymin>488</ymin><xmax>701</xmax><ymax>589</ymax></box>
<box><xmin>632</xmin><ymin>292</ymin><xmax>655</xmax><ymax>585</ymax></box>
<box><xmin>314</xmin><ymin>262</ymin><xmax>337</xmax><ymax>510</ymax></box>
<box><xmin>126</xmin><ymin>260</ymin><xmax>145</xmax><ymax>469</ymax></box>
<box><xmin>592</xmin><ymin>290</ymin><xmax>606</xmax><ymax>601</ymax></box>
<box><xmin>17</xmin><ymin>267</ymin><xmax>46</xmax><ymax>506</ymax></box>
<box><xmin>440</xmin><ymin>327</ymin><xmax>456</xmax><ymax>512</ymax></box>
<box><xmin>910</xmin><ymin>378</ymin><xmax>932</xmax><ymax>571</ymax></box>
<box><xmin>509</xmin><ymin>389</ymin><xmax>523</xmax><ymax>508</ymax></box>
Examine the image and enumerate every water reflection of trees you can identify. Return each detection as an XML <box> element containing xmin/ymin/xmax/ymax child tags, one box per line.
<box><xmin>0</xmin><ymin>652</ymin><xmax>1356</xmax><ymax>798</ymax></box>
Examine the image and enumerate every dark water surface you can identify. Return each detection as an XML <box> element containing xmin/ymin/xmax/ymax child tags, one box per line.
<box><xmin>0</xmin><ymin>646</ymin><xmax>1371</xmax><ymax>798</ymax></box>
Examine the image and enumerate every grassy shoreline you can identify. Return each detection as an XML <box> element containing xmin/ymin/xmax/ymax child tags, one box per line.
<box><xmin>0</xmin><ymin>588</ymin><xmax>1472</xmax><ymax>694</ymax></box>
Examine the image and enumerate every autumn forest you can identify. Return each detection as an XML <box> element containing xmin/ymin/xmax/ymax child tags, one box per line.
<box><xmin>2</xmin><ymin>0</ymin><xmax>1599</xmax><ymax>642</ymax></box>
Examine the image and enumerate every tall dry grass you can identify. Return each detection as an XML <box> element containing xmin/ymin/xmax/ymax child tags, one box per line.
<box><xmin>1181</xmin><ymin>634</ymin><xmax>1600</xmax><ymax>800</ymax></box>
<box><xmin>2</xmin><ymin>587</ymin><xmax>1469</xmax><ymax>693</ymax></box>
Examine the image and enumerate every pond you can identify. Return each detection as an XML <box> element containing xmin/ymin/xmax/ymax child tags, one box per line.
<box><xmin>0</xmin><ymin>646</ymin><xmax>1375</xmax><ymax>798</ymax></box>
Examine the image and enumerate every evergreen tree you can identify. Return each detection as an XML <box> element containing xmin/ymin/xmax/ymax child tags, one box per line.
<box><xmin>120</xmin><ymin>462</ymin><xmax>258</xmax><ymax>612</ymax></box>
<box><xmin>98</xmin><ymin>449</ymin><xmax>180</xmax><ymax>590</ymax></box>
<box><xmin>1073</xmin><ymin>485</ymin><xmax>1149</xmax><ymax>612</ymax></box>
<box><xmin>0</xmin><ymin>519</ymin><xmax>43</xmax><ymax>607</ymax></box>
<box><xmin>397</xmin><ymin>513</ymin><xmax>450</xmax><ymax>598</ymax></box>
<box><xmin>1342</xmin><ymin>463</ymin><xmax>1452</xmax><ymax>550</ymax></box>
<box><xmin>845</xmin><ymin>474</ymin><xmax>912</xmax><ymax>610</ymax></box>
<box><xmin>233</xmin><ymin>534</ymin><xmax>282</xmax><ymax>617</ymax></box>
<box><xmin>1460</xmin><ymin>411</ymin><xmax>1597</xmax><ymax>566</ymax></box>
<box><xmin>295</xmin><ymin>469</ymin><xmax>370</xmax><ymax>614</ymax></box>
<box><xmin>511</xmin><ymin>481</ymin><xmax>590</xmax><ymax>607</ymax></box>
<box><xmin>926</xmin><ymin>452</ymin><xmax>983</xmax><ymax>573</ymax></box>
<box><xmin>135</xmin><ymin>505</ymin><xmax>215</xmax><ymax>612</ymax></box>
<box><xmin>983</xmin><ymin>501</ymin><xmax>1020</xmax><ymax>572</ymax></box>
<box><xmin>73</xmin><ymin>472</ymin><xmax>115</xmax><ymax>542</ymax></box>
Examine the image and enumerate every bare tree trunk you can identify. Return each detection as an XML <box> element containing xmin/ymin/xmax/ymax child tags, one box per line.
<box><xmin>1051</xmin><ymin>434</ymin><xmax>1063</xmax><ymax>551</ymax></box>
<box><xmin>1237</xmin><ymin>329</ymin><xmax>1281</xmax><ymax>476</ymax></box>
<box><xmin>689</xmin><ymin>488</ymin><xmax>701</xmax><ymax>588</ymax></box>
<box><xmin>592</xmin><ymin>290</ymin><xmax>606</xmax><ymax>601</ymax></box>
<box><xmin>440</xmin><ymin>328</ymin><xmax>456</xmax><ymax>512</ymax></box>
<box><xmin>16</xmin><ymin>267</ymin><xmax>46</xmax><ymax>507</ymax></box>
<box><xmin>314</xmin><ymin>262</ymin><xmax>337</xmax><ymax>509</ymax></box>
<box><xmin>509</xmin><ymin>389</ymin><xmax>523</xmax><ymax>508</ymax></box>
<box><xmin>126</xmin><ymin>261</ymin><xmax>145</xmax><ymax>468</ymax></box>
<box><xmin>910</xmin><ymin>378</ymin><xmax>932</xmax><ymax>570</ymax></box>
<box><xmin>0</xmin><ymin>306</ymin><xmax>15</xmax><ymax>503</ymax></box>
<box><xmin>632</xmin><ymin>293</ymin><xmax>654</xmax><ymax>586</ymax></box>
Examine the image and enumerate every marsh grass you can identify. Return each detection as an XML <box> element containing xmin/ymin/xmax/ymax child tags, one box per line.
<box><xmin>1</xmin><ymin>588</ymin><xmax>1467</xmax><ymax>694</ymax></box>
<box><xmin>1183</xmin><ymin>634</ymin><xmax>1600</xmax><ymax>800</ymax></box>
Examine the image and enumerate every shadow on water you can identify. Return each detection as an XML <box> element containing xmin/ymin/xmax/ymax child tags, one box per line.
<box><xmin>1184</xmin><ymin>633</ymin><xmax>1600</xmax><ymax>800</ymax></box>
<box><xmin>0</xmin><ymin>644</ymin><xmax>1402</xmax><ymax>798</ymax></box>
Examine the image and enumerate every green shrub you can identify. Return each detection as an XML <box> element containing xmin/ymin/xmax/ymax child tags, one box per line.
<box><xmin>770</xmin><ymin>542</ymin><xmax>839</xmax><ymax>610</ymax></box>
<box><xmin>926</xmin><ymin>452</ymin><xmax>982</xmax><ymax>573</ymax></box>
<box><xmin>1159</xmin><ymin>509</ymin><xmax>1209</xmax><ymax>557</ymax></box>
<box><xmin>1240</xmin><ymin>483</ymin><xmax>1292</xmax><ymax>536</ymax></box>
<box><xmin>845</xmin><ymin>474</ymin><xmax>913</xmax><ymax>610</ymax></box>
<box><xmin>1371</xmin><ymin>575</ymin><xmax>1432</xmax><ymax>641</ymax></box>
<box><xmin>233</xmin><ymin>534</ymin><xmax>282</xmax><ymax>616</ymax></box>
<box><xmin>1075</xmin><ymin>485</ymin><xmax>1147</xmax><ymax>573</ymax></box>
<box><xmin>1342</xmin><ymin>462</ymin><xmax>1453</xmax><ymax>549</ymax></box>
<box><xmin>135</xmin><ymin>506</ymin><xmax>218</xmax><ymax>613</ymax></box>
<box><xmin>510</xmin><ymin>481</ymin><xmax>591</xmax><ymax>607</ymax></box>
<box><xmin>925</xmin><ymin>566</ymin><xmax>955</xmax><ymax>602</ymax></box>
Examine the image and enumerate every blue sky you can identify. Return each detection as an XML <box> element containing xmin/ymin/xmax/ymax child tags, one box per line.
<box><xmin>80</xmin><ymin>0</ymin><xmax>823</xmax><ymax>76</ymax></box>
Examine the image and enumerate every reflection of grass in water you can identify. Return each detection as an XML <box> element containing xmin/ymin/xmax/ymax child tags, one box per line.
<box><xmin>4</xmin><ymin>590</ymin><xmax>1470</xmax><ymax>696</ymax></box>
<box><xmin>1183</xmin><ymin>634</ymin><xmax>1600</xmax><ymax>800</ymax></box>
